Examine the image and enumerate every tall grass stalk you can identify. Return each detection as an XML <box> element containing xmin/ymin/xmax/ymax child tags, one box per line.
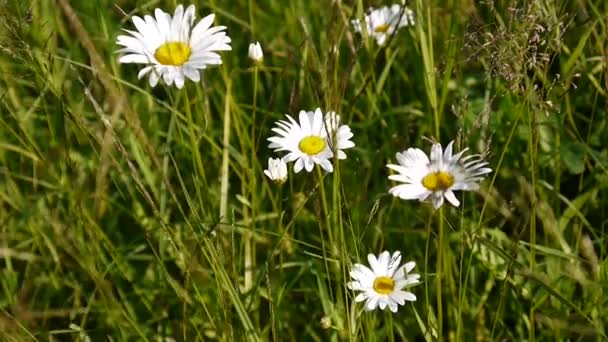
<box><xmin>2</xmin><ymin>0</ymin><xmax>608</xmax><ymax>340</ymax></box>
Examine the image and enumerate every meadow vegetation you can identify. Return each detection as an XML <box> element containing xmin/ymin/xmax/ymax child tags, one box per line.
<box><xmin>1</xmin><ymin>0</ymin><xmax>607</xmax><ymax>340</ymax></box>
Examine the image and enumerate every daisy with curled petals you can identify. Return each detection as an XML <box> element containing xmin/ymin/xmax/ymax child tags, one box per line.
<box><xmin>116</xmin><ymin>4</ymin><xmax>232</xmax><ymax>89</ymax></box>
<box><xmin>267</xmin><ymin>108</ymin><xmax>355</xmax><ymax>173</ymax></box>
<box><xmin>352</xmin><ymin>4</ymin><xmax>415</xmax><ymax>46</ymax></box>
<box><xmin>386</xmin><ymin>140</ymin><xmax>492</xmax><ymax>209</ymax></box>
<box><xmin>348</xmin><ymin>251</ymin><xmax>421</xmax><ymax>313</ymax></box>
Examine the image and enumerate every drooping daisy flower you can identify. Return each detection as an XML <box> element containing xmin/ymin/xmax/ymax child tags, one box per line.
<box><xmin>264</xmin><ymin>158</ymin><xmax>287</xmax><ymax>184</ymax></box>
<box><xmin>387</xmin><ymin>140</ymin><xmax>492</xmax><ymax>209</ymax></box>
<box><xmin>348</xmin><ymin>251</ymin><xmax>421</xmax><ymax>313</ymax></box>
<box><xmin>267</xmin><ymin>108</ymin><xmax>355</xmax><ymax>173</ymax></box>
<box><xmin>116</xmin><ymin>4</ymin><xmax>232</xmax><ymax>89</ymax></box>
<box><xmin>352</xmin><ymin>4</ymin><xmax>415</xmax><ymax>46</ymax></box>
<box><xmin>248</xmin><ymin>41</ymin><xmax>263</xmax><ymax>63</ymax></box>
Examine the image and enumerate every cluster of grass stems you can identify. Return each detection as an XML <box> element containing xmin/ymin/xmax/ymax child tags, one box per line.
<box><xmin>1</xmin><ymin>0</ymin><xmax>607</xmax><ymax>340</ymax></box>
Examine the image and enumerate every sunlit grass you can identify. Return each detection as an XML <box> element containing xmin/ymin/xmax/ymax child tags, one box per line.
<box><xmin>1</xmin><ymin>0</ymin><xmax>607</xmax><ymax>340</ymax></box>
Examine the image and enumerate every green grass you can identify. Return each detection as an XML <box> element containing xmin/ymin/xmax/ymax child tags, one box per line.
<box><xmin>1</xmin><ymin>0</ymin><xmax>608</xmax><ymax>340</ymax></box>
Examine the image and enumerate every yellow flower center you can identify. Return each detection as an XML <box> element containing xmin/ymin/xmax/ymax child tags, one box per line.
<box><xmin>374</xmin><ymin>24</ymin><xmax>390</xmax><ymax>33</ymax></box>
<box><xmin>422</xmin><ymin>171</ymin><xmax>455</xmax><ymax>191</ymax></box>
<box><xmin>373</xmin><ymin>276</ymin><xmax>395</xmax><ymax>295</ymax></box>
<box><xmin>298</xmin><ymin>136</ymin><xmax>326</xmax><ymax>156</ymax></box>
<box><xmin>154</xmin><ymin>42</ymin><xmax>192</xmax><ymax>66</ymax></box>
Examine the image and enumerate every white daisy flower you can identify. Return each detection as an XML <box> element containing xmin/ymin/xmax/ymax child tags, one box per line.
<box><xmin>267</xmin><ymin>108</ymin><xmax>355</xmax><ymax>173</ymax></box>
<box><xmin>264</xmin><ymin>158</ymin><xmax>287</xmax><ymax>184</ymax></box>
<box><xmin>248</xmin><ymin>41</ymin><xmax>263</xmax><ymax>63</ymax></box>
<box><xmin>352</xmin><ymin>4</ymin><xmax>415</xmax><ymax>46</ymax></box>
<box><xmin>348</xmin><ymin>251</ymin><xmax>421</xmax><ymax>313</ymax></box>
<box><xmin>387</xmin><ymin>140</ymin><xmax>492</xmax><ymax>209</ymax></box>
<box><xmin>116</xmin><ymin>4</ymin><xmax>232</xmax><ymax>89</ymax></box>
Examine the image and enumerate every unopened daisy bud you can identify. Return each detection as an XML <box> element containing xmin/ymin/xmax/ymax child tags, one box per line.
<box><xmin>264</xmin><ymin>158</ymin><xmax>287</xmax><ymax>184</ymax></box>
<box><xmin>320</xmin><ymin>316</ymin><xmax>331</xmax><ymax>329</ymax></box>
<box><xmin>248</xmin><ymin>41</ymin><xmax>263</xmax><ymax>63</ymax></box>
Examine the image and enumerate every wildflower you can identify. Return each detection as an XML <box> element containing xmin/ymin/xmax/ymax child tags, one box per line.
<box><xmin>320</xmin><ymin>316</ymin><xmax>331</xmax><ymax>330</ymax></box>
<box><xmin>116</xmin><ymin>4</ymin><xmax>231</xmax><ymax>88</ymax></box>
<box><xmin>248</xmin><ymin>41</ymin><xmax>263</xmax><ymax>63</ymax></box>
<box><xmin>267</xmin><ymin>108</ymin><xmax>354</xmax><ymax>173</ymax></box>
<box><xmin>352</xmin><ymin>4</ymin><xmax>415</xmax><ymax>46</ymax></box>
<box><xmin>387</xmin><ymin>140</ymin><xmax>492</xmax><ymax>209</ymax></box>
<box><xmin>264</xmin><ymin>158</ymin><xmax>288</xmax><ymax>184</ymax></box>
<box><xmin>348</xmin><ymin>251</ymin><xmax>420</xmax><ymax>312</ymax></box>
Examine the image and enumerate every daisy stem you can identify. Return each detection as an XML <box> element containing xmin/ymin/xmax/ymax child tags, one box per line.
<box><xmin>252</xmin><ymin>67</ymin><xmax>259</xmax><ymax>152</ymax></box>
<box><xmin>316</xmin><ymin>167</ymin><xmax>336</xmax><ymax>307</ymax></box>
<box><xmin>387</xmin><ymin>311</ymin><xmax>395</xmax><ymax>342</ymax></box>
<box><xmin>333</xmin><ymin>158</ymin><xmax>349</xmax><ymax>333</ymax></box>
<box><xmin>424</xmin><ymin>213</ymin><xmax>433</xmax><ymax>336</ymax></box>
<box><xmin>436</xmin><ymin>207</ymin><xmax>444</xmax><ymax>340</ymax></box>
<box><xmin>244</xmin><ymin>66</ymin><xmax>259</xmax><ymax>293</ymax></box>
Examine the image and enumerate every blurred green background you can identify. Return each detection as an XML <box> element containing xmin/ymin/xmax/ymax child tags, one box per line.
<box><xmin>1</xmin><ymin>0</ymin><xmax>607</xmax><ymax>340</ymax></box>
